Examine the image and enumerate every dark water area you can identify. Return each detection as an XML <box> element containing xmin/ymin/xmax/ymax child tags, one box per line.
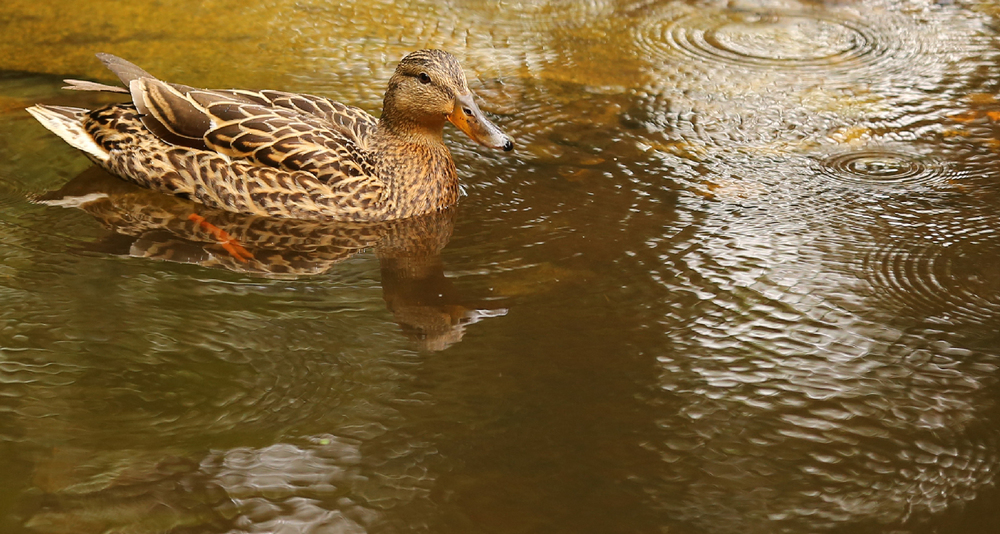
<box><xmin>2</xmin><ymin>0</ymin><xmax>1000</xmax><ymax>532</ymax></box>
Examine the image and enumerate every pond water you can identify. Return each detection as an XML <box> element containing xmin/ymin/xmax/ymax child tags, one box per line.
<box><xmin>2</xmin><ymin>0</ymin><xmax>1000</xmax><ymax>532</ymax></box>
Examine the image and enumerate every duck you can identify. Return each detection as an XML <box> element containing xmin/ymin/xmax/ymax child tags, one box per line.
<box><xmin>26</xmin><ymin>49</ymin><xmax>514</xmax><ymax>222</ymax></box>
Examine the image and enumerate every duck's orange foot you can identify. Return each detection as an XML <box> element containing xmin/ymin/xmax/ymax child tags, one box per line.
<box><xmin>188</xmin><ymin>213</ymin><xmax>254</xmax><ymax>263</ymax></box>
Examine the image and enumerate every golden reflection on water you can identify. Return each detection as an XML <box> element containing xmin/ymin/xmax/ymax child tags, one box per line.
<box><xmin>3</xmin><ymin>0</ymin><xmax>1000</xmax><ymax>533</ymax></box>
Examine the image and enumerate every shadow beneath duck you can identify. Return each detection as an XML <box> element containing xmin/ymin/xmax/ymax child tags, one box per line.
<box><xmin>35</xmin><ymin>167</ymin><xmax>506</xmax><ymax>351</ymax></box>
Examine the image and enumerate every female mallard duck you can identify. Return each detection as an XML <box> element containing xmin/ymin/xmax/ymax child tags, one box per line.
<box><xmin>27</xmin><ymin>49</ymin><xmax>513</xmax><ymax>222</ymax></box>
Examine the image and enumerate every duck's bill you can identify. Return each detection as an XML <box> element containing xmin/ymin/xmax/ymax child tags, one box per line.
<box><xmin>448</xmin><ymin>93</ymin><xmax>514</xmax><ymax>151</ymax></box>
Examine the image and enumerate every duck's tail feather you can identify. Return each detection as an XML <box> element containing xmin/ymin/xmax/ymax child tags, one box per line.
<box><xmin>96</xmin><ymin>53</ymin><xmax>158</xmax><ymax>86</ymax></box>
<box><xmin>62</xmin><ymin>79</ymin><xmax>129</xmax><ymax>93</ymax></box>
<box><xmin>62</xmin><ymin>52</ymin><xmax>158</xmax><ymax>93</ymax></box>
<box><xmin>26</xmin><ymin>105</ymin><xmax>109</xmax><ymax>162</ymax></box>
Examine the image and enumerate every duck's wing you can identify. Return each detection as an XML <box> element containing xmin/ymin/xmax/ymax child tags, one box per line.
<box><xmin>161</xmin><ymin>88</ymin><xmax>379</xmax><ymax>151</ymax></box>
<box><xmin>84</xmin><ymin>54</ymin><xmax>379</xmax><ymax>145</ymax></box>
<box><xmin>251</xmin><ymin>90</ymin><xmax>378</xmax><ymax>150</ymax></box>
<box><xmin>94</xmin><ymin>54</ymin><xmax>381</xmax><ymax>186</ymax></box>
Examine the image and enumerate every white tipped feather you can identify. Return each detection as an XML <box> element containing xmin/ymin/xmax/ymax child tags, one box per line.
<box><xmin>34</xmin><ymin>192</ymin><xmax>110</xmax><ymax>208</ymax></box>
<box><xmin>62</xmin><ymin>79</ymin><xmax>129</xmax><ymax>93</ymax></box>
<box><xmin>26</xmin><ymin>105</ymin><xmax>109</xmax><ymax>162</ymax></box>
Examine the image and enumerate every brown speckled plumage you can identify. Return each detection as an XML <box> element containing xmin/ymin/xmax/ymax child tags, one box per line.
<box><xmin>27</xmin><ymin>50</ymin><xmax>513</xmax><ymax>222</ymax></box>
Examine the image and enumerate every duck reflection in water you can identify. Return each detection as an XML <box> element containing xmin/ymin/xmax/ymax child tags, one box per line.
<box><xmin>36</xmin><ymin>167</ymin><xmax>506</xmax><ymax>351</ymax></box>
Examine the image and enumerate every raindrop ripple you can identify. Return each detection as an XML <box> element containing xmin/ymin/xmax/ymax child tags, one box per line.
<box><xmin>815</xmin><ymin>149</ymin><xmax>961</xmax><ymax>186</ymax></box>
<box><xmin>638</xmin><ymin>9</ymin><xmax>907</xmax><ymax>74</ymax></box>
<box><xmin>862</xmin><ymin>220</ymin><xmax>1000</xmax><ymax>325</ymax></box>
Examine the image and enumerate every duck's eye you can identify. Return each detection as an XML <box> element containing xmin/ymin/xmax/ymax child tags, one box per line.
<box><xmin>418</xmin><ymin>72</ymin><xmax>431</xmax><ymax>84</ymax></box>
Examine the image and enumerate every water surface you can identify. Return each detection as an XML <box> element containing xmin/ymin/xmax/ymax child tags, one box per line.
<box><xmin>2</xmin><ymin>0</ymin><xmax>1000</xmax><ymax>532</ymax></box>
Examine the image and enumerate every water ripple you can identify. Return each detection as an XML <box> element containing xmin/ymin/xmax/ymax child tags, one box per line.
<box><xmin>860</xmin><ymin>219</ymin><xmax>1000</xmax><ymax>325</ymax></box>
<box><xmin>643</xmin><ymin>10</ymin><xmax>901</xmax><ymax>74</ymax></box>
<box><xmin>814</xmin><ymin>148</ymin><xmax>963</xmax><ymax>187</ymax></box>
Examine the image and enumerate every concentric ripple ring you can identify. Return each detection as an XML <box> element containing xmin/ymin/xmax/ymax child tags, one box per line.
<box><xmin>640</xmin><ymin>10</ymin><xmax>900</xmax><ymax>73</ymax></box>
<box><xmin>815</xmin><ymin>150</ymin><xmax>958</xmax><ymax>186</ymax></box>
<box><xmin>862</xmin><ymin>232</ymin><xmax>1000</xmax><ymax>325</ymax></box>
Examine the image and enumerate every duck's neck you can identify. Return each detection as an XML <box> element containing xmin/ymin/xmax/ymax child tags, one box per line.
<box><xmin>373</xmin><ymin>119</ymin><xmax>459</xmax><ymax>218</ymax></box>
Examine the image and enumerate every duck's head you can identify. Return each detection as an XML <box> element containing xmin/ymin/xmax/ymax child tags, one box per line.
<box><xmin>382</xmin><ymin>49</ymin><xmax>513</xmax><ymax>152</ymax></box>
